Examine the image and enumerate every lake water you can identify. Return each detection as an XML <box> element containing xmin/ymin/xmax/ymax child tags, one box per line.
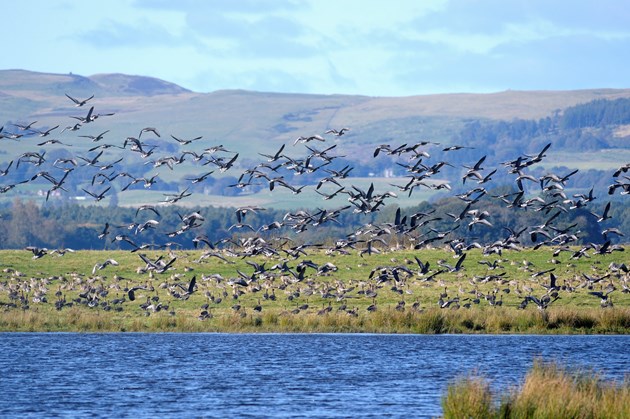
<box><xmin>1</xmin><ymin>333</ymin><xmax>629</xmax><ymax>418</ymax></box>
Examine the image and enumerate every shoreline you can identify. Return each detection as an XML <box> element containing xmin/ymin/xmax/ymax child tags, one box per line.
<box><xmin>2</xmin><ymin>306</ymin><xmax>629</xmax><ymax>334</ymax></box>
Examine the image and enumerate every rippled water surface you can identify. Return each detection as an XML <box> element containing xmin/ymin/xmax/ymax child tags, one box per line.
<box><xmin>1</xmin><ymin>333</ymin><xmax>629</xmax><ymax>418</ymax></box>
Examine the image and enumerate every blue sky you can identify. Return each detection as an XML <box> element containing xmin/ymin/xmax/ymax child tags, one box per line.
<box><xmin>2</xmin><ymin>0</ymin><xmax>629</xmax><ymax>96</ymax></box>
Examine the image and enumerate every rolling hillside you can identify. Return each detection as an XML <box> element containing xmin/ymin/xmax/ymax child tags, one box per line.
<box><xmin>3</xmin><ymin>69</ymin><xmax>630</xmax><ymax>158</ymax></box>
<box><xmin>1</xmin><ymin>69</ymin><xmax>629</xmax><ymax>210</ymax></box>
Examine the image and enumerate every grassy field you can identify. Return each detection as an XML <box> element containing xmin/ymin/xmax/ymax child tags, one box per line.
<box><xmin>1</xmin><ymin>246</ymin><xmax>628</xmax><ymax>333</ymax></box>
<box><xmin>442</xmin><ymin>359</ymin><xmax>630</xmax><ymax>418</ymax></box>
<box><xmin>538</xmin><ymin>148</ymin><xmax>630</xmax><ymax>171</ymax></box>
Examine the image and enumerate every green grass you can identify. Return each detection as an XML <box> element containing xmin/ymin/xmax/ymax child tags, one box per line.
<box><xmin>1</xmin><ymin>246</ymin><xmax>628</xmax><ymax>333</ymax></box>
<box><xmin>538</xmin><ymin>149</ymin><xmax>630</xmax><ymax>171</ymax></box>
<box><xmin>442</xmin><ymin>360</ymin><xmax>630</xmax><ymax>418</ymax></box>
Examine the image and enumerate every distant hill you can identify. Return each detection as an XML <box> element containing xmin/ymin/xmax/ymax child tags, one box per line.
<box><xmin>2</xmin><ymin>69</ymin><xmax>630</xmax><ymax>160</ymax></box>
<box><xmin>1</xmin><ymin>69</ymin><xmax>629</xmax><ymax>210</ymax></box>
<box><xmin>2</xmin><ymin>68</ymin><xmax>630</xmax><ymax>124</ymax></box>
<box><xmin>0</xmin><ymin>69</ymin><xmax>189</xmax><ymax>97</ymax></box>
<box><xmin>88</xmin><ymin>73</ymin><xmax>191</xmax><ymax>96</ymax></box>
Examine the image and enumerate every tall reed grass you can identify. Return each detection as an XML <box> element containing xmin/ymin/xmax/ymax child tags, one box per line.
<box><xmin>442</xmin><ymin>360</ymin><xmax>630</xmax><ymax>418</ymax></box>
<box><xmin>2</xmin><ymin>306</ymin><xmax>630</xmax><ymax>333</ymax></box>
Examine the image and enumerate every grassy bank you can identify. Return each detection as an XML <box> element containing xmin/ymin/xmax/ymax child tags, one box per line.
<box><xmin>2</xmin><ymin>305</ymin><xmax>630</xmax><ymax>334</ymax></box>
<box><xmin>442</xmin><ymin>360</ymin><xmax>630</xmax><ymax>418</ymax></box>
<box><xmin>1</xmin><ymin>247</ymin><xmax>628</xmax><ymax>333</ymax></box>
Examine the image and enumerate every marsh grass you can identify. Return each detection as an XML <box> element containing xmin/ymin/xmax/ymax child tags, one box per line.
<box><xmin>442</xmin><ymin>360</ymin><xmax>630</xmax><ymax>418</ymax></box>
<box><xmin>2</xmin><ymin>304</ymin><xmax>630</xmax><ymax>334</ymax></box>
<box><xmin>442</xmin><ymin>376</ymin><xmax>493</xmax><ymax>419</ymax></box>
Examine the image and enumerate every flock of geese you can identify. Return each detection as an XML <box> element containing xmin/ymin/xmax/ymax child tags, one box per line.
<box><xmin>0</xmin><ymin>92</ymin><xmax>629</xmax><ymax>321</ymax></box>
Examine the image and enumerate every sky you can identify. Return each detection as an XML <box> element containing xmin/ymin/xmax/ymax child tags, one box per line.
<box><xmin>2</xmin><ymin>0</ymin><xmax>629</xmax><ymax>96</ymax></box>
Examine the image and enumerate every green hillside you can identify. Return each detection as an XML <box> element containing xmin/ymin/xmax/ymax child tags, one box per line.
<box><xmin>1</xmin><ymin>69</ymin><xmax>629</xmax><ymax>211</ymax></box>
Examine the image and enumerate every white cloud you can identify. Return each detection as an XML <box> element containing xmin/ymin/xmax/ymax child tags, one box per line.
<box><xmin>1</xmin><ymin>0</ymin><xmax>629</xmax><ymax>95</ymax></box>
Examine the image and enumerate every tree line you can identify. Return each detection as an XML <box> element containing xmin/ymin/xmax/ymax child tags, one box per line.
<box><xmin>1</xmin><ymin>190</ymin><xmax>627</xmax><ymax>251</ymax></box>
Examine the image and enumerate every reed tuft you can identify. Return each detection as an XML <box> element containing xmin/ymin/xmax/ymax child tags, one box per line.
<box><xmin>442</xmin><ymin>359</ymin><xmax>630</xmax><ymax>418</ymax></box>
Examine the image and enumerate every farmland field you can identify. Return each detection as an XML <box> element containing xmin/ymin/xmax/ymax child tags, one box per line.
<box><xmin>1</xmin><ymin>247</ymin><xmax>628</xmax><ymax>333</ymax></box>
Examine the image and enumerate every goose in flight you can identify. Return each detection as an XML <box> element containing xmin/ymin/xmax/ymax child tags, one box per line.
<box><xmin>186</xmin><ymin>171</ymin><xmax>214</xmax><ymax>184</ymax></box>
<box><xmin>82</xmin><ymin>186</ymin><xmax>111</xmax><ymax>201</ymax></box>
<box><xmin>204</xmin><ymin>144</ymin><xmax>232</xmax><ymax>154</ymax></box>
<box><xmin>37</xmin><ymin>138</ymin><xmax>70</xmax><ymax>147</ymax></box>
<box><xmin>171</xmin><ymin>134</ymin><xmax>202</xmax><ymax>145</ymax></box>
<box><xmin>92</xmin><ymin>258</ymin><xmax>119</xmax><ymax>274</ymax></box>
<box><xmin>373</xmin><ymin>143</ymin><xmax>408</xmax><ymax>157</ymax></box>
<box><xmin>235</xmin><ymin>205</ymin><xmax>266</xmax><ymax>223</ymax></box>
<box><xmin>259</xmin><ymin>144</ymin><xmax>285</xmax><ymax>162</ymax></box>
<box><xmin>589</xmin><ymin>202</ymin><xmax>612</xmax><ymax>223</ymax></box>
<box><xmin>70</xmin><ymin>106</ymin><xmax>95</xmax><ymax>123</ymax></box>
<box><xmin>523</xmin><ymin>293</ymin><xmax>560</xmax><ymax>310</ymax></box>
<box><xmin>602</xmin><ymin>228</ymin><xmax>624</xmax><ymax>239</ymax></box>
<box><xmin>135</xmin><ymin>205</ymin><xmax>161</xmax><ymax>218</ymax></box>
<box><xmin>0</xmin><ymin>130</ymin><xmax>23</xmax><ymax>140</ymax></box>
<box><xmin>437</xmin><ymin>253</ymin><xmax>467</xmax><ymax>272</ymax></box>
<box><xmin>77</xmin><ymin>150</ymin><xmax>104</xmax><ymax>167</ymax></box>
<box><xmin>0</xmin><ymin>160</ymin><xmax>13</xmax><ymax>176</ymax></box>
<box><xmin>443</xmin><ymin>145</ymin><xmax>473</xmax><ymax>151</ymax></box>
<box><xmin>187</xmin><ymin>276</ymin><xmax>197</xmax><ymax>294</ymax></box>
<box><xmin>527</xmin><ymin>142</ymin><xmax>552</xmax><ymax>164</ymax></box>
<box><xmin>608</xmin><ymin>178</ymin><xmax>630</xmax><ymax>195</ymax></box>
<box><xmin>17</xmin><ymin>151</ymin><xmax>46</xmax><ymax>168</ymax></box>
<box><xmin>138</xmin><ymin>253</ymin><xmax>177</xmax><ymax>274</ymax></box>
<box><xmin>50</xmin><ymin>247</ymin><xmax>75</xmax><ymax>257</ymax></box>
<box><xmin>612</xmin><ymin>163</ymin><xmax>630</xmax><ymax>177</ymax></box>
<box><xmin>162</xmin><ymin>187</ymin><xmax>192</xmax><ymax>204</ymax></box>
<box><xmin>294</xmin><ymin>134</ymin><xmax>325</xmax><ymax>145</ymax></box>
<box><xmin>462</xmin><ymin>155</ymin><xmax>487</xmax><ymax>184</ymax></box>
<box><xmin>11</xmin><ymin>121</ymin><xmax>38</xmax><ymax>131</ymax></box>
<box><xmin>325</xmin><ymin>127</ymin><xmax>350</xmax><ymax>136</ymax></box>
<box><xmin>98</xmin><ymin>222</ymin><xmax>110</xmax><ymax>239</ymax></box>
<box><xmin>61</xmin><ymin>123</ymin><xmax>82</xmax><ymax>133</ymax></box>
<box><xmin>139</xmin><ymin>127</ymin><xmax>160</xmax><ymax>138</ymax></box>
<box><xmin>65</xmin><ymin>93</ymin><xmax>94</xmax><ymax>107</ymax></box>
<box><xmin>79</xmin><ymin>130</ymin><xmax>110</xmax><ymax>142</ymax></box>
<box><xmin>33</xmin><ymin>125</ymin><xmax>59</xmax><ymax>137</ymax></box>
<box><xmin>70</xmin><ymin>106</ymin><xmax>114</xmax><ymax>123</ymax></box>
<box><xmin>192</xmin><ymin>234</ymin><xmax>216</xmax><ymax>249</ymax></box>
<box><xmin>25</xmin><ymin>246</ymin><xmax>48</xmax><ymax>259</ymax></box>
<box><xmin>588</xmin><ymin>290</ymin><xmax>614</xmax><ymax>306</ymax></box>
<box><xmin>315</xmin><ymin>186</ymin><xmax>345</xmax><ymax>200</ymax></box>
<box><xmin>214</xmin><ymin>153</ymin><xmax>239</xmax><ymax>172</ymax></box>
<box><xmin>45</xmin><ymin>169</ymin><xmax>73</xmax><ymax>201</ymax></box>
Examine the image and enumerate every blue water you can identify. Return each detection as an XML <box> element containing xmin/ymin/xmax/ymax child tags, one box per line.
<box><xmin>1</xmin><ymin>334</ymin><xmax>628</xmax><ymax>418</ymax></box>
